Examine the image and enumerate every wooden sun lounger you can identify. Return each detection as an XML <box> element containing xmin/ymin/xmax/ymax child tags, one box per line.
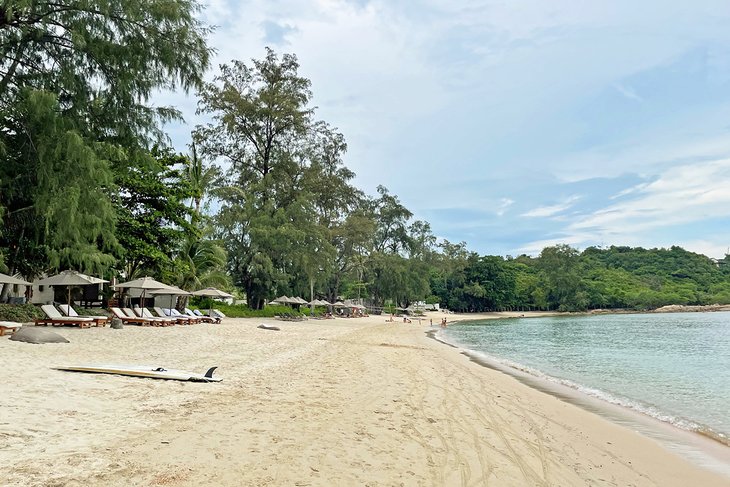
<box><xmin>135</xmin><ymin>307</ymin><xmax>178</xmax><ymax>326</ymax></box>
<box><xmin>0</xmin><ymin>321</ymin><xmax>22</xmax><ymax>336</ymax></box>
<box><xmin>193</xmin><ymin>309</ymin><xmax>222</xmax><ymax>323</ymax></box>
<box><xmin>58</xmin><ymin>304</ymin><xmax>109</xmax><ymax>327</ymax></box>
<box><xmin>185</xmin><ymin>308</ymin><xmax>217</xmax><ymax>323</ymax></box>
<box><xmin>110</xmin><ymin>307</ymin><xmax>152</xmax><ymax>326</ymax></box>
<box><xmin>153</xmin><ymin>307</ymin><xmax>196</xmax><ymax>324</ymax></box>
<box><xmin>168</xmin><ymin>308</ymin><xmax>200</xmax><ymax>324</ymax></box>
<box><xmin>35</xmin><ymin>305</ymin><xmax>95</xmax><ymax>328</ymax></box>
<box><xmin>123</xmin><ymin>308</ymin><xmax>174</xmax><ymax>327</ymax></box>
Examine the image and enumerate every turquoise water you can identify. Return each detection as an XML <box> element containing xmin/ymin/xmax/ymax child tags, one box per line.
<box><xmin>441</xmin><ymin>312</ymin><xmax>730</xmax><ymax>445</ymax></box>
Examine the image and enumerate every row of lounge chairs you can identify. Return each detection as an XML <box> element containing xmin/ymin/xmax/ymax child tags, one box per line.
<box><xmin>30</xmin><ymin>304</ymin><xmax>224</xmax><ymax>329</ymax></box>
<box><xmin>109</xmin><ymin>307</ymin><xmax>221</xmax><ymax>326</ymax></box>
<box><xmin>35</xmin><ymin>305</ymin><xmax>109</xmax><ymax>328</ymax></box>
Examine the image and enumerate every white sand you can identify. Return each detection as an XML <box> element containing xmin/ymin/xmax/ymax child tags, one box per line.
<box><xmin>1</xmin><ymin>312</ymin><xmax>728</xmax><ymax>486</ymax></box>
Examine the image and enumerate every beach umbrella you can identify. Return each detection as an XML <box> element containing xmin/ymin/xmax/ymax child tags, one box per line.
<box><xmin>271</xmin><ymin>295</ymin><xmax>291</xmax><ymax>304</ymax></box>
<box><xmin>35</xmin><ymin>270</ymin><xmax>108</xmax><ymax>307</ymax></box>
<box><xmin>149</xmin><ymin>286</ymin><xmax>192</xmax><ymax>311</ymax></box>
<box><xmin>333</xmin><ymin>301</ymin><xmax>346</xmax><ymax>308</ymax></box>
<box><xmin>191</xmin><ymin>287</ymin><xmax>234</xmax><ymax>299</ymax></box>
<box><xmin>0</xmin><ymin>272</ymin><xmax>31</xmax><ymax>286</ymax></box>
<box><xmin>292</xmin><ymin>297</ymin><xmax>308</xmax><ymax>305</ymax></box>
<box><xmin>113</xmin><ymin>276</ymin><xmax>176</xmax><ymax>308</ymax></box>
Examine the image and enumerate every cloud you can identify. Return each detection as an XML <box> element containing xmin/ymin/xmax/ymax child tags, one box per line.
<box><xmin>496</xmin><ymin>198</ymin><xmax>514</xmax><ymax>216</ymax></box>
<box><xmin>521</xmin><ymin>195</ymin><xmax>581</xmax><ymax>218</ymax></box>
<box><xmin>613</xmin><ymin>83</ymin><xmax>643</xmax><ymax>102</ymax></box>
<box><xmin>261</xmin><ymin>20</ymin><xmax>299</xmax><ymax>45</ymax></box>
<box><xmin>517</xmin><ymin>159</ymin><xmax>730</xmax><ymax>257</ymax></box>
<box><xmin>515</xmin><ymin>234</ymin><xmax>593</xmax><ymax>255</ymax></box>
<box><xmin>570</xmin><ymin>159</ymin><xmax>730</xmax><ymax>233</ymax></box>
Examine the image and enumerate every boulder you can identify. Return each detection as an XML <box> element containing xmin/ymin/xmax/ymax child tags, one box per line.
<box><xmin>257</xmin><ymin>323</ymin><xmax>280</xmax><ymax>331</ymax></box>
<box><xmin>9</xmin><ymin>326</ymin><xmax>69</xmax><ymax>344</ymax></box>
<box><xmin>110</xmin><ymin>317</ymin><xmax>123</xmax><ymax>329</ymax></box>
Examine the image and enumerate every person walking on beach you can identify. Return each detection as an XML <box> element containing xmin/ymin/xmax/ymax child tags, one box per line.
<box><xmin>430</xmin><ymin>318</ymin><xmax>433</xmax><ymax>327</ymax></box>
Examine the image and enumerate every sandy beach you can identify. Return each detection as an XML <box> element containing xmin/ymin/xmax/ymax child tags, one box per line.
<box><xmin>1</xmin><ymin>312</ymin><xmax>728</xmax><ymax>486</ymax></box>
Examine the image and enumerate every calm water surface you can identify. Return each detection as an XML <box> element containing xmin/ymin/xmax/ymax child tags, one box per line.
<box><xmin>441</xmin><ymin>312</ymin><xmax>730</xmax><ymax>445</ymax></box>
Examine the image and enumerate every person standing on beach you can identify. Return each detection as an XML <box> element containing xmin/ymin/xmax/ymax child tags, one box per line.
<box><xmin>430</xmin><ymin>318</ymin><xmax>433</xmax><ymax>327</ymax></box>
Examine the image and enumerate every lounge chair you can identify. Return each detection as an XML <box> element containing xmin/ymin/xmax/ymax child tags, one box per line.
<box><xmin>122</xmin><ymin>308</ymin><xmax>170</xmax><ymax>327</ymax></box>
<box><xmin>0</xmin><ymin>321</ymin><xmax>21</xmax><ymax>336</ymax></box>
<box><xmin>134</xmin><ymin>307</ymin><xmax>178</xmax><ymax>326</ymax></box>
<box><xmin>184</xmin><ymin>308</ymin><xmax>218</xmax><ymax>324</ymax></box>
<box><xmin>153</xmin><ymin>307</ymin><xmax>197</xmax><ymax>324</ymax></box>
<box><xmin>58</xmin><ymin>304</ymin><xmax>109</xmax><ymax>327</ymax></box>
<box><xmin>167</xmin><ymin>308</ymin><xmax>201</xmax><ymax>324</ymax></box>
<box><xmin>194</xmin><ymin>308</ymin><xmax>225</xmax><ymax>320</ymax></box>
<box><xmin>110</xmin><ymin>307</ymin><xmax>152</xmax><ymax>326</ymax></box>
<box><xmin>36</xmin><ymin>304</ymin><xmax>95</xmax><ymax>328</ymax></box>
<box><xmin>210</xmin><ymin>309</ymin><xmax>226</xmax><ymax>319</ymax></box>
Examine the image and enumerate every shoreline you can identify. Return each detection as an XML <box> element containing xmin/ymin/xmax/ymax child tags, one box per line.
<box><xmin>429</xmin><ymin>317</ymin><xmax>730</xmax><ymax>478</ymax></box>
<box><xmin>1</xmin><ymin>313</ymin><xmax>728</xmax><ymax>485</ymax></box>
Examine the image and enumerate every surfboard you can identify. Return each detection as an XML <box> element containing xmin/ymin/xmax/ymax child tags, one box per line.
<box><xmin>53</xmin><ymin>364</ymin><xmax>222</xmax><ymax>382</ymax></box>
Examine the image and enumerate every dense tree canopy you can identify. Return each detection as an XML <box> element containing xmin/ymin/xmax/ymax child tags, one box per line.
<box><xmin>0</xmin><ymin>0</ymin><xmax>211</xmax><ymax>283</ymax></box>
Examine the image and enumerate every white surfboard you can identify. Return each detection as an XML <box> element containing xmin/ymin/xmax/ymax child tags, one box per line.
<box><xmin>53</xmin><ymin>364</ymin><xmax>222</xmax><ymax>382</ymax></box>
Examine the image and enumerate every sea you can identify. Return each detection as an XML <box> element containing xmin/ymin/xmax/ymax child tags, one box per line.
<box><xmin>438</xmin><ymin>311</ymin><xmax>730</xmax><ymax>474</ymax></box>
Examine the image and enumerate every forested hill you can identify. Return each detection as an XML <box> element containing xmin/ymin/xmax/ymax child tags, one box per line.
<box><xmin>431</xmin><ymin>245</ymin><xmax>730</xmax><ymax>312</ymax></box>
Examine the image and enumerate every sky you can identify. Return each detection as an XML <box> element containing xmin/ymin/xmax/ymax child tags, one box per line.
<box><xmin>162</xmin><ymin>0</ymin><xmax>730</xmax><ymax>259</ymax></box>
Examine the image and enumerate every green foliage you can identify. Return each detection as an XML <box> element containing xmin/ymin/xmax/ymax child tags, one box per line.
<box><xmin>0</xmin><ymin>89</ymin><xmax>121</xmax><ymax>276</ymax></box>
<box><xmin>191</xmin><ymin>302</ymin><xmax>294</xmax><ymax>318</ymax></box>
<box><xmin>114</xmin><ymin>147</ymin><xmax>195</xmax><ymax>278</ymax></box>
<box><xmin>0</xmin><ymin>304</ymin><xmax>43</xmax><ymax>322</ymax></box>
<box><xmin>0</xmin><ymin>0</ymin><xmax>211</xmax><ymax>283</ymax></box>
<box><xmin>175</xmin><ymin>236</ymin><xmax>230</xmax><ymax>291</ymax></box>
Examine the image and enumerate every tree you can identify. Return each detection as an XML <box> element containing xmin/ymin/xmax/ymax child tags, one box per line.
<box><xmin>185</xmin><ymin>142</ymin><xmax>220</xmax><ymax>221</ymax></box>
<box><xmin>195</xmin><ymin>48</ymin><xmax>312</xmax><ymax>188</ymax></box>
<box><xmin>1</xmin><ymin>1</ymin><xmax>210</xmax><ymax>111</ymax></box>
<box><xmin>196</xmin><ymin>50</ymin><xmax>330</xmax><ymax>308</ymax></box>
<box><xmin>114</xmin><ymin>148</ymin><xmax>194</xmax><ymax>279</ymax></box>
<box><xmin>175</xmin><ymin>235</ymin><xmax>229</xmax><ymax>291</ymax></box>
<box><xmin>0</xmin><ymin>0</ymin><xmax>211</xmax><ymax>277</ymax></box>
<box><xmin>371</xmin><ymin>186</ymin><xmax>413</xmax><ymax>254</ymax></box>
<box><xmin>538</xmin><ymin>245</ymin><xmax>587</xmax><ymax>311</ymax></box>
<box><xmin>0</xmin><ymin>89</ymin><xmax>120</xmax><ymax>277</ymax></box>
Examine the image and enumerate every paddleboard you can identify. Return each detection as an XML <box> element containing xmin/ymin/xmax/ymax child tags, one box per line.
<box><xmin>53</xmin><ymin>364</ymin><xmax>222</xmax><ymax>382</ymax></box>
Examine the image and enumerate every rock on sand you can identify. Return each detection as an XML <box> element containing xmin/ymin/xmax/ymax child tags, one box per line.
<box><xmin>10</xmin><ymin>327</ymin><xmax>69</xmax><ymax>344</ymax></box>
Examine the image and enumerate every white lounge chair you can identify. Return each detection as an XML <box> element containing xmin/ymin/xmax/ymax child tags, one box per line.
<box><xmin>58</xmin><ymin>304</ymin><xmax>109</xmax><ymax>327</ymax></box>
<box><xmin>153</xmin><ymin>307</ymin><xmax>195</xmax><ymax>324</ymax></box>
<box><xmin>184</xmin><ymin>308</ymin><xmax>218</xmax><ymax>323</ymax></box>
<box><xmin>110</xmin><ymin>307</ymin><xmax>152</xmax><ymax>326</ymax></box>
<box><xmin>0</xmin><ymin>321</ymin><xmax>21</xmax><ymax>336</ymax></box>
<box><xmin>36</xmin><ymin>305</ymin><xmax>95</xmax><ymax>328</ymax></box>
<box><xmin>133</xmin><ymin>307</ymin><xmax>176</xmax><ymax>326</ymax></box>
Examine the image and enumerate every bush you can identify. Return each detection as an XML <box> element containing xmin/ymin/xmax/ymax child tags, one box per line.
<box><xmin>0</xmin><ymin>304</ymin><xmax>44</xmax><ymax>322</ymax></box>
